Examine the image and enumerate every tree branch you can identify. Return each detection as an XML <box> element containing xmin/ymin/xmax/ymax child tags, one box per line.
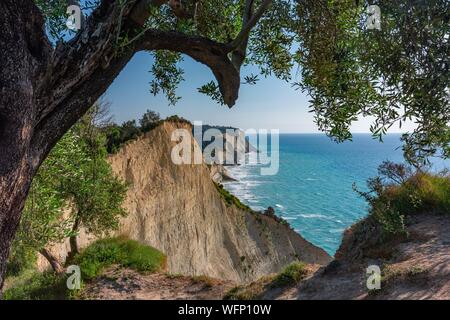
<box><xmin>32</xmin><ymin>0</ymin><xmax>244</xmax><ymax>165</ymax></box>
<box><xmin>137</xmin><ymin>30</ymin><xmax>240</xmax><ymax>107</ymax></box>
<box><xmin>231</xmin><ymin>0</ymin><xmax>254</xmax><ymax>72</ymax></box>
<box><xmin>228</xmin><ymin>0</ymin><xmax>272</xmax><ymax>51</ymax></box>
<box><xmin>33</xmin><ymin>28</ymin><xmax>240</xmax><ymax>165</ymax></box>
<box><xmin>129</xmin><ymin>0</ymin><xmax>167</xmax><ymax>26</ymax></box>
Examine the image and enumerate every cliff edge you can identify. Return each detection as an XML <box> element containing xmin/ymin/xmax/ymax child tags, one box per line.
<box><xmin>107</xmin><ymin>121</ymin><xmax>331</xmax><ymax>283</ymax></box>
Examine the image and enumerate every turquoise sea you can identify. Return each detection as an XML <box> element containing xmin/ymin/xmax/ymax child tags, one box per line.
<box><xmin>223</xmin><ymin>134</ymin><xmax>448</xmax><ymax>256</ymax></box>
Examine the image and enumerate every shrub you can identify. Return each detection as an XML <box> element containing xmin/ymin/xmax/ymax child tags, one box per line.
<box><xmin>223</xmin><ymin>275</ymin><xmax>275</xmax><ymax>300</ymax></box>
<box><xmin>224</xmin><ymin>262</ymin><xmax>308</xmax><ymax>300</ymax></box>
<box><xmin>73</xmin><ymin>237</ymin><xmax>166</xmax><ymax>280</ymax></box>
<box><xmin>191</xmin><ymin>275</ymin><xmax>215</xmax><ymax>288</ymax></box>
<box><xmin>139</xmin><ymin>110</ymin><xmax>161</xmax><ymax>132</ymax></box>
<box><xmin>3</xmin><ymin>272</ymin><xmax>68</xmax><ymax>300</ymax></box>
<box><xmin>6</xmin><ymin>246</ymin><xmax>37</xmax><ymax>278</ymax></box>
<box><xmin>214</xmin><ymin>183</ymin><xmax>251</xmax><ymax>211</ymax></box>
<box><xmin>355</xmin><ymin>161</ymin><xmax>450</xmax><ymax>238</ymax></box>
<box><xmin>272</xmin><ymin>261</ymin><xmax>307</xmax><ymax>287</ymax></box>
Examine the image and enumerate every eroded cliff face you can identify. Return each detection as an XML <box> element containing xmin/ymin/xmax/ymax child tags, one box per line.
<box><xmin>109</xmin><ymin>121</ymin><xmax>330</xmax><ymax>282</ymax></box>
<box><xmin>38</xmin><ymin>121</ymin><xmax>330</xmax><ymax>283</ymax></box>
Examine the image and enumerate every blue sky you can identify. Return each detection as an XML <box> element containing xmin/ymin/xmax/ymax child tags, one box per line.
<box><xmin>104</xmin><ymin>52</ymin><xmax>416</xmax><ymax>134</ymax></box>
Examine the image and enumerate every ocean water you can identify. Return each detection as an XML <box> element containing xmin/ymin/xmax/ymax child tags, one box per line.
<box><xmin>223</xmin><ymin>134</ymin><xmax>448</xmax><ymax>256</ymax></box>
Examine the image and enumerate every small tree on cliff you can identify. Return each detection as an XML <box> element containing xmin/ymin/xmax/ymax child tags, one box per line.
<box><xmin>140</xmin><ymin>109</ymin><xmax>161</xmax><ymax>132</ymax></box>
<box><xmin>13</xmin><ymin>130</ymin><xmax>85</xmax><ymax>273</ymax></box>
<box><xmin>0</xmin><ymin>0</ymin><xmax>447</xmax><ymax>290</ymax></box>
<box><xmin>66</xmin><ymin>106</ymin><xmax>128</xmax><ymax>257</ymax></box>
<box><xmin>13</xmin><ymin>106</ymin><xmax>127</xmax><ymax>271</ymax></box>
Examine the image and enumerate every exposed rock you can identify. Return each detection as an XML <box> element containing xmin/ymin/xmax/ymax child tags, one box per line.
<box><xmin>194</xmin><ymin>124</ymin><xmax>257</xmax><ymax>165</ymax></box>
<box><xmin>209</xmin><ymin>164</ymin><xmax>236</xmax><ymax>183</ymax></box>
<box><xmin>38</xmin><ymin>121</ymin><xmax>331</xmax><ymax>283</ymax></box>
<box><xmin>80</xmin><ymin>266</ymin><xmax>234</xmax><ymax>300</ymax></box>
<box><xmin>109</xmin><ymin>121</ymin><xmax>331</xmax><ymax>282</ymax></box>
<box><xmin>250</xmin><ymin>213</ymin><xmax>450</xmax><ymax>300</ymax></box>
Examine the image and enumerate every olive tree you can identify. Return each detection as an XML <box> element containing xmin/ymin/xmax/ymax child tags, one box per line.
<box><xmin>0</xmin><ymin>0</ymin><xmax>447</xmax><ymax>290</ymax></box>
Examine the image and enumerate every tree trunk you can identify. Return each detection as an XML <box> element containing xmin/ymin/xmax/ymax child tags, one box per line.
<box><xmin>69</xmin><ymin>236</ymin><xmax>79</xmax><ymax>259</ymax></box>
<box><xmin>68</xmin><ymin>218</ymin><xmax>81</xmax><ymax>260</ymax></box>
<box><xmin>0</xmin><ymin>0</ymin><xmax>48</xmax><ymax>292</ymax></box>
<box><xmin>39</xmin><ymin>248</ymin><xmax>64</xmax><ymax>274</ymax></box>
<box><xmin>0</xmin><ymin>0</ymin><xmax>244</xmax><ymax>295</ymax></box>
<box><xmin>0</xmin><ymin>162</ymin><xmax>34</xmax><ymax>293</ymax></box>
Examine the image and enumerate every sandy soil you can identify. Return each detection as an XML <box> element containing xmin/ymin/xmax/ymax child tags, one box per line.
<box><xmin>81</xmin><ymin>267</ymin><xmax>235</xmax><ymax>300</ymax></box>
<box><xmin>274</xmin><ymin>213</ymin><xmax>450</xmax><ymax>300</ymax></box>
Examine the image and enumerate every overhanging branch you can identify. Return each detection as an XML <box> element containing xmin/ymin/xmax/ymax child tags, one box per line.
<box><xmin>137</xmin><ymin>30</ymin><xmax>240</xmax><ymax>107</ymax></box>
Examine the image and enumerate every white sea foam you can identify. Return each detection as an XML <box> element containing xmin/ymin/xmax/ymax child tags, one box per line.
<box><xmin>299</xmin><ymin>213</ymin><xmax>327</xmax><ymax>219</ymax></box>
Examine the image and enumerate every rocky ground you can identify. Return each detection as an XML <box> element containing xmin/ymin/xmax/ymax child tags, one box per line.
<box><xmin>262</xmin><ymin>213</ymin><xmax>450</xmax><ymax>300</ymax></box>
<box><xmin>78</xmin><ymin>213</ymin><xmax>449</xmax><ymax>300</ymax></box>
<box><xmin>80</xmin><ymin>266</ymin><xmax>235</xmax><ymax>300</ymax></box>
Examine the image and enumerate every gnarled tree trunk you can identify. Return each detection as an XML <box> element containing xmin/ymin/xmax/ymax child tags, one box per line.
<box><xmin>39</xmin><ymin>248</ymin><xmax>65</xmax><ymax>274</ymax></box>
<box><xmin>0</xmin><ymin>0</ymin><xmax>47</xmax><ymax>292</ymax></box>
<box><xmin>68</xmin><ymin>217</ymin><xmax>81</xmax><ymax>260</ymax></box>
<box><xmin>0</xmin><ymin>0</ymin><xmax>246</xmax><ymax>293</ymax></box>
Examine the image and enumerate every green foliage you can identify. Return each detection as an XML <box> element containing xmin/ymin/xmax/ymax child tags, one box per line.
<box><xmin>6</xmin><ymin>247</ymin><xmax>37</xmax><ymax>278</ymax></box>
<box><xmin>224</xmin><ymin>261</ymin><xmax>307</xmax><ymax>300</ymax></box>
<box><xmin>165</xmin><ymin>115</ymin><xmax>191</xmax><ymax>125</ymax></box>
<box><xmin>198</xmin><ymin>81</ymin><xmax>225</xmax><ymax>105</ymax></box>
<box><xmin>150</xmin><ymin>51</ymin><xmax>184</xmax><ymax>105</ymax></box>
<box><xmin>73</xmin><ymin>237</ymin><xmax>166</xmax><ymax>280</ymax></box>
<box><xmin>214</xmin><ymin>182</ymin><xmax>251</xmax><ymax>211</ymax></box>
<box><xmin>3</xmin><ymin>272</ymin><xmax>68</xmax><ymax>300</ymax></box>
<box><xmin>272</xmin><ymin>261</ymin><xmax>307</xmax><ymax>287</ymax></box>
<box><xmin>67</xmin><ymin>107</ymin><xmax>128</xmax><ymax>240</ymax></box>
<box><xmin>36</xmin><ymin>1</ymin><xmax>448</xmax><ymax>164</ymax></box>
<box><xmin>105</xmin><ymin>113</ymin><xmax>190</xmax><ymax>153</ymax></box>
<box><xmin>139</xmin><ymin>109</ymin><xmax>161</xmax><ymax>132</ymax></box>
<box><xmin>12</xmin><ymin>102</ymin><xmax>127</xmax><ymax>270</ymax></box>
<box><xmin>355</xmin><ymin>161</ymin><xmax>450</xmax><ymax>237</ymax></box>
<box><xmin>295</xmin><ymin>0</ymin><xmax>449</xmax><ymax>165</ymax></box>
<box><xmin>13</xmin><ymin>130</ymin><xmax>81</xmax><ymax>254</ymax></box>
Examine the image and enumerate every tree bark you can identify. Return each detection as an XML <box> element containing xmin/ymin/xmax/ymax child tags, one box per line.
<box><xmin>39</xmin><ymin>248</ymin><xmax>65</xmax><ymax>274</ymax></box>
<box><xmin>68</xmin><ymin>217</ymin><xmax>81</xmax><ymax>259</ymax></box>
<box><xmin>0</xmin><ymin>0</ymin><xmax>264</xmax><ymax>293</ymax></box>
<box><xmin>0</xmin><ymin>0</ymin><xmax>49</xmax><ymax>292</ymax></box>
<box><xmin>0</xmin><ymin>167</ymin><xmax>34</xmax><ymax>295</ymax></box>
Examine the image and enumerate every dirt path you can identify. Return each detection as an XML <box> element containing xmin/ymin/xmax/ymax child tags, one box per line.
<box><xmin>275</xmin><ymin>214</ymin><xmax>450</xmax><ymax>300</ymax></box>
<box><xmin>81</xmin><ymin>267</ymin><xmax>235</xmax><ymax>300</ymax></box>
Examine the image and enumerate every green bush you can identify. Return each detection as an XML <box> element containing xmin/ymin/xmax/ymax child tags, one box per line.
<box><xmin>3</xmin><ymin>272</ymin><xmax>68</xmax><ymax>300</ymax></box>
<box><xmin>355</xmin><ymin>162</ymin><xmax>450</xmax><ymax>238</ymax></box>
<box><xmin>6</xmin><ymin>246</ymin><xmax>37</xmax><ymax>278</ymax></box>
<box><xmin>73</xmin><ymin>237</ymin><xmax>166</xmax><ymax>280</ymax></box>
<box><xmin>214</xmin><ymin>183</ymin><xmax>251</xmax><ymax>211</ymax></box>
<box><xmin>272</xmin><ymin>261</ymin><xmax>307</xmax><ymax>287</ymax></box>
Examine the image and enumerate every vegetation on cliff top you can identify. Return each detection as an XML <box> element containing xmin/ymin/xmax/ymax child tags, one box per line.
<box><xmin>104</xmin><ymin>110</ymin><xmax>191</xmax><ymax>154</ymax></box>
<box><xmin>214</xmin><ymin>182</ymin><xmax>252</xmax><ymax>212</ymax></box>
<box><xmin>9</xmin><ymin>103</ymin><xmax>128</xmax><ymax>275</ymax></box>
<box><xmin>4</xmin><ymin>237</ymin><xmax>166</xmax><ymax>300</ymax></box>
<box><xmin>353</xmin><ymin>161</ymin><xmax>450</xmax><ymax>242</ymax></box>
<box><xmin>224</xmin><ymin>261</ymin><xmax>308</xmax><ymax>300</ymax></box>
